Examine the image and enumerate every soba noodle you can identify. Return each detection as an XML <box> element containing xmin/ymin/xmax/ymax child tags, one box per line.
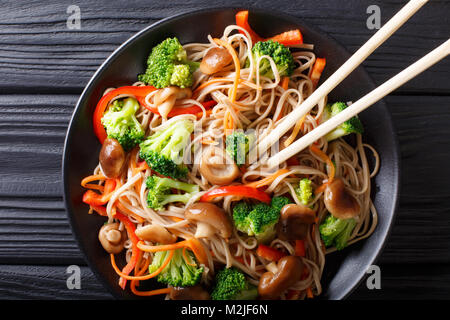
<box><xmin>83</xmin><ymin>24</ymin><xmax>380</xmax><ymax>299</ymax></box>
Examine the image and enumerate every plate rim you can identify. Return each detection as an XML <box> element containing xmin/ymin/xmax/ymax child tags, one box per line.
<box><xmin>62</xmin><ymin>6</ymin><xmax>401</xmax><ymax>300</ymax></box>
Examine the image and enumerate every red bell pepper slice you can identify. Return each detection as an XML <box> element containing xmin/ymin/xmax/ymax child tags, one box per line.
<box><xmin>235</xmin><ymin>11</ymin><xmax>303</xmax><ymax>46</ymax></box>
<box><xmin>294</xmin><ymin>240</ymin><xmax>306</xmax><ymax>257</ymax></box>
<box><xmin>82</xmin><ymin>179</ymin><xmax>117</xmax><ymax>206</ymax></box>
<box><xmin>256</xmin><ymin>244</ymin><xmax>287</xmax><ymax>262</ymax></box>
<box><xmin>92</xmin><ymin>86</ymin><xmax>157</xmax><ymax>144</ymax></box>
<box><xmin>235</xmin><ymin>10</ymin><xmax>263</xmax><ymax>44</ymax></box>
<box><xmin>267</xmin><ymin>29</ymin><xmax>303</xmax><ymax>46</ymax></box>
<box><xmin>200</xmin><ymin>185</ymin><xmax>271</xmax><ymax>203</ymax></box>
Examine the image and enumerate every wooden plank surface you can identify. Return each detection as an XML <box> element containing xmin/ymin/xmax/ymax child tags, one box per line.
<box><xmin>0</xmin><ymin>0</ymin><xmax>449</xmax><ymax>94</ymax></box>
<box><xmin>0</xmin><ymin>0</ymin><xmax>449</xmax><ymax>299</ymax></box>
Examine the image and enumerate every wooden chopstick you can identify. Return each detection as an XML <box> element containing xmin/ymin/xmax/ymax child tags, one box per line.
<box><xmin>266</xmin><ymin>38</ymin><xmax>450</xmax><ymax>169</ymax></box>
<box><xmin>257</xmin><ymin>0</ymin><xmax>429</xmax><ymax>156</ymax></box>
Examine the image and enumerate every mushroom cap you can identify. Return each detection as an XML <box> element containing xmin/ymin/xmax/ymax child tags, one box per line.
<box><xmin>135</xmin><ymin>224</ymin><xmax>176</xmax><ymax>244</ymax></box>
<box><xmin>277</xmin><ymin>204</ymin><xmax>316</xmax><ymax>241</ymax></box>
<box><xmin>98</xmin><ymin>223</ymin><xmax>127</xmax><ymax>254</ymax></box>
<box><xmin>199</xmin><ymin>146</ymin><xmax>240</xmax><ymax>186</ymax></box>
<box><xmin>324</xmin><ymin>179</ymin><xmax>360</xmax><ymax>219</ymax></box>
<box><xmin>185</xmin><ymin>202</ymin><xmax>232</xmax><ymax>239</ymax></box>
<box><xmin>258</xmin><ymin>256</ymin><xmax>304</xmax><ymax>299</ymax></box>
<box><xmin>99</xmin><ymin>138</ymin><xmax>126</xmax><ymax>178</ymax></box>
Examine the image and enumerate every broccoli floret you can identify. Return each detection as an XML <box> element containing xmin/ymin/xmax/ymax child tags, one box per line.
<box><xmin>101</xmin><ymin>98</ymin><xmax>145</xmax><ymax>151</ymax></box>
<box><xmin>321</xmin><ymin>102</ymin><xmax>364</xmax><ymax>141</ymax></box>
<box><xmin>232</xmin><ymin>196</ymin><xmax>291</xmax><ymax>243</ymax></box>
<box><xmin>139</xmin><ymin>119</ymin><xmax>194</xmax><ymax>179</ymax></box>
<box><xmin>145</xmin><ymin>175</ymin><xmax>199</xmax><ymax>211</ymax></box>
<box><xmin>148</xmin><ymin>247</ymin><xmax>203</xmax><ymax>287</ymax></box>
<box><xmin>232</xmin><ymin>201</ymin><xmax>253</xmax><ymax>232</ymax></box>
<box><xmin>225</xmin><ymin>131</ymin><xmax>254</xmax><ymax>166</ymax></box>
<box><xmin>211</xmin><ymin>267</ymin><xmax>258</xmax><ymax>300</ymax></box>
<box><xmin>319</xmin><ymin>214</ymin><xmax>357</xmax><ymax>250</ymax></box>
<box><xmin>247</xmin><ymin>40</ymin><xmax>295</xmax><ymax>79</ymax></box>
<box><xmin>138</xmin><ymin>37</ymin><xmax>199</xmax><ymax>88</ymax></box>
<box><xmin>270</xmin><ymin>196</ymin><xmax>291</xmax><ymax>212</ymax></box>
<box><xmin>295</xmin><ymin>178</ymin><xmax>314</xmax><ymax>205</ymax></box>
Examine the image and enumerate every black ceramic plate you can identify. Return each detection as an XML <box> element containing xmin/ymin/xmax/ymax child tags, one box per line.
<box><xmin>62</xmin><ymin>7</ymin><xmax>400</xmax><ymax>300</ymax></box>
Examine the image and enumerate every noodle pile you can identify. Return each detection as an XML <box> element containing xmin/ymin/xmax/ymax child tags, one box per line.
<box><xmin>82</xmin><ymin>24</ymin><xmax>380</xmax><ymax>299</ymax></box>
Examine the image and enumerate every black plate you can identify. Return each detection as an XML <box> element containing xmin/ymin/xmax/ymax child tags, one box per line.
<box><xmin>62</xmin><ymin>7</ymin><xmax>400</xmax><ymax>300</ymax></box>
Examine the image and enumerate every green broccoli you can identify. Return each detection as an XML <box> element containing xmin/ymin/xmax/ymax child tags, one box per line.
<box><xmin>225</xmin><ymin>131</ymin><xmax>254</xmax><ymax>166</ymax></box>
<box><xmin>138</xmin><ymin>37</ymin><xmax>199</xmax><ymax>88</ymax></box>
<box><xmin>101</xmin><ymin>98</ymin><xmax>145</xmax><ymax>151</ymax></box>
<box><xmin>321</xmin><ymin>102</ymin><xmax>364</xmax><ymax>141</ymax></box>
<box><xmin>319</xmin><ymin>214</ymin><xmax>357</xmax><ymax>250</ymax></box>
<box><xmin>270</xmin><ymin>196</ymin><xmax>291</xmax><ymax>212</ymax></box>
<box><xmin>139</xmin><ymin>119</ymin><xmax>194</xmax><ymax>179</ymax></box>
<box><xmin>145</xmin><ymin>175</ymin><xmax>199</xmax><ymax>211</ymax></box>
<box><xmin>247</xmin><ymin>40</ymin><xmax>295</xmax><ymax>79</ymax></box>
<box><xmin>232</xmin><ymin>196</ymin><xmax>291</xmax><ymax>243</ymax></box>
<box><xmin>295</xmin><ymin>178</ymin><xmax>314</xmax><ymax>206</ymax></box>
<box><xmin>148</xmin><ymin>247</ymin><xmax>203</xmax><ymax>287</ymax></box>
<box><xmin>211</xmin><ymin>267</ymin><xmax>258</xmax><ymax>300</ymax></box>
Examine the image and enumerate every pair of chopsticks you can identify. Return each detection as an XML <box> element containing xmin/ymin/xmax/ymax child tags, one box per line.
<box><xmin>259</xmin><ymin>0</ymin><xmax>449</xmax><ymax>169</ymax></box>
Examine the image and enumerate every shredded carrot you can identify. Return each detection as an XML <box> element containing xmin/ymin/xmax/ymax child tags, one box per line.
<box><xmin>224</xmin><ymin>110</ymin><xmax>234</xmax><ymax>135</ymax></box>
<box><xmin>245</xmin><ymin>168</ymin><xmax>290</xmax><ymax>189</ymax></box>
<box><xmin>110</xmin><ymin>249</ymin><xmax>174</xmax><ymax>281</ymax></box>
<box><xmin>284</xmin><ymin>114</ymin><xmax>306</xmax><ymax>147</ymax></box>
<box><xmin>195</xmin><ymin>109</ymin><xmax>213</xmax><ymax>119</ymax></box>
<box><xmin>131</xmin><ymin>287</ymin><xmax>171</xmax><ymax>297</ymax></box>
<box><xmin>81</xmin><ymin>174</ymin><xmax>106</xmax><ymax>191</ymax></box>
<box><xmin>213</xmin><ymin>38</ymin><xmax>240</xmax><ymax>103</ymax></box>
<box><xmin>310</xmin><ymin>144</ymin><xmax>335</xmax><ymax>194</ymax></box>
<box><xmin>137</xmin><ymin>238</ymin><xmax>208</xmax><ymax>266</ymax></box>
<box><xmin>281</xmin><ymin>76</ymin><xmax>290</xmax><ymax>90</ymax></box>
<box><xmin>81</xmin><ymin>174</ymin><xmax>106</xmax><ymax>186</ymax></box>
<box><xmin>200</xmin><ymin>138</ymin><xmax>218</xmax><ymax>145</ymax></box>
<box><xmin>129</xmin><ymin>256</ymin><xmax>171</xmax><ymax>297</ymax></box>
<box><xmin>182</xmin><ymin>246</ymin><xmax>197</xmax><ymax>267</ymax></box>
<box><xmin>116</xmin><ymin>202</ymin><xmax>145</xmax><ymax>224</ymax></box>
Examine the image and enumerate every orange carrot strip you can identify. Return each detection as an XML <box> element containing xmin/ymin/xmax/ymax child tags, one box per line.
<box><xmin>310</xmin><ymin>144</ymin><xmax>335</xmax><ymax>194</ymax></box>
<box><xmin>284</xmin><ymin>114</ymin><xmax>306</xmax><ymax>147</ymax></box>
<box><xmin>306</xmin><ymin>287</ymin><xmax>314</xmax><ymax>298</ymax></box>
<box><xmin>110</xmin><ymin>249</ymin><xmax>174</xmax><ymax>281</ymax></box>
<box><xmin>245</xmin><ymin>169</ymin><xmax>290</xmax><ymax>189</ymax></box>
<box><xmin>131</xmin><ymin>287</ymin><xmax>171</xmax><ymax>297</ymax></box>
<box><xmin>213</xmin><ymin>38</ymin><xmax>240</xmax><ymax>103</ymax></box>
<box><xmin>81</xmin><ymin>174</ymin><xmax>106</xmax><ymax>187</ymax></box>
<box><xmin>309</xmin><ymin>58</ymin><xmax>326</xmax><ymax>89</ymax></box>
<box><xmin>281</xmin><ymin>76</ymin><xmax>290</xmax><ymax>90</ymax></box>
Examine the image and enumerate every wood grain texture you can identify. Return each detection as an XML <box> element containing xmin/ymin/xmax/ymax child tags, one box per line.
<box><xmin>1</xmin><ymin>263</ymin><xmax>449</xmax><ymax>300</ymax></box>
<box><xmin>0</xmin><ymin>0</ymin><xmax>449</xmax><ymax>94</ymax></box>
<box><xmin>0</xmin><ymin>0</ymin><xmax>449</xmax><ymax>299</ymax></box>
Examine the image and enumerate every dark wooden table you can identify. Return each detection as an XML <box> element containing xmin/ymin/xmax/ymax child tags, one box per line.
<box><xmin>0</xmin><ymin>0</ymin><xmax>449</xmax><ymax>300</ymax></box>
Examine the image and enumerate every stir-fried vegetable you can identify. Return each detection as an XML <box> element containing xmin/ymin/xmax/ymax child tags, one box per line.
<box><xmin>247</xmin><ymin>40</ymin><xmax>295</xmax><ymax>79</ymax></box>
<box><xmin>148</xmin><ymin>247</ymin><xmax>203</xmax><ymax>287</ymax></box>
<box><xmin>139</xmin><ymin>119</ymin><xmax>194</xmax><ymax>179</ymax></box>
<box><xmin>321</xmin><ymin>102</ymin><xmax>364</xmax><ymax>141</ymax></box>
<box><xmin>101</xmin><ymin>98</ymin><xmax>145</xmax><ymax>151</ymax></box>
<box><xmin>211</xmin><ymin>267</ymin><xmax>258</xmax><ymax>300</ymax></box>
<box><xmin>145</xmin><ymin>176</ymin><xmax>199</xmax><ymax>210</ymax></box>
<box><xmin>138</xmin><ymin>37</ymin><xmax>199</xmax><ymax>88</ymax></box>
